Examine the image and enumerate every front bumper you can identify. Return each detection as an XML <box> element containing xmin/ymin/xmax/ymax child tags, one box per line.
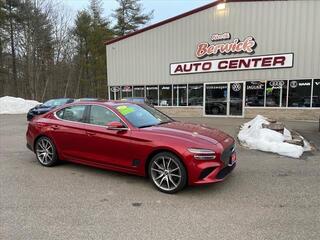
<box><xmin>185</xmin><ymin>144</ymin><xmax>237</xmax><ymax>186</ymax></box>
<box><xmin>189</xmin><ymin>160</ymin><xmax>236</xmax><ymax>186</ymax></box>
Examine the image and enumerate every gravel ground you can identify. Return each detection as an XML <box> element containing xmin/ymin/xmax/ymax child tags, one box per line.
<box><xmin>0</xmin><ymin>115</ymin><xmax>319</xmax><ymax>240</ymax></box>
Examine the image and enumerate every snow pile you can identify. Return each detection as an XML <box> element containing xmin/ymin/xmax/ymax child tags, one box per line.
<box><xmin>0</xmin><ymin>96</ymin><xmax>41</xmax><ymax>114</ymax></box>
<box><xmin>238</xmin><ymin>115</ymin><xmax>310</xmax><ymax>158</ymax></box>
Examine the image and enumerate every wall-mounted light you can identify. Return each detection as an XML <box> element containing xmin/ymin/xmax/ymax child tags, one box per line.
<box><xmin>217</xmin><ymin>2</ymin><xmax>226</xmax><ymax>11</ymax></box>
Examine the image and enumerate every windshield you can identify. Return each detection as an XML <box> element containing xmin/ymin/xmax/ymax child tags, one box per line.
<box><xmin>115</xmin><ymin>104</ymin><xmax>173</xmax><ymax>128</ymax></box>
<box><xmin>43</xmin><ymin>99</ymin><xmax>69</xmax><ymax>107</ymax></box>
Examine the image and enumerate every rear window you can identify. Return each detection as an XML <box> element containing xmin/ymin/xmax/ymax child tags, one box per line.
<box><xmin>56</xmin><ymin>105</ymin><xmax>86</xmax><ymax>123</ymax></box>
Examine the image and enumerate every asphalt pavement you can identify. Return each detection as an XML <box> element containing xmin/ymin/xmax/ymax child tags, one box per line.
<box><xmin>0</xmin><ymin>115</ymin><xmax>319</xmax><ymax>240</ymax></box>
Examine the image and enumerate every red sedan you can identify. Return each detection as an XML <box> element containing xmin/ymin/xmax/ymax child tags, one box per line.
<box><xmin>26</xmin><ymin>101</ymin><xmax>236</xmax><ymax>193</ymax></box>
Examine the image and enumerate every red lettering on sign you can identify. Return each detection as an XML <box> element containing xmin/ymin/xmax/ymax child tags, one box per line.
<box><xmin>273</xmin><ymin>56</ymin><xmax>286</xmax><ymax>66</ymax></box>
<box><xmin>183</xmin><ymin>64</ymin><xmax>192</xmax><ymax>72</ymax></box>
<box><xmin>171</xmin><ymin>54</ymin><xmax>292</xmax><ymax>75</ymax></box>
<box><xmin>251</xmin><ymin>58</ymin><xmax>262</xmax><ymax>67</ymax></box>
<box><xmin>218</xmin><ymin>61</ymin><xmax>228</xmax><ymax>69</ymax></box>
<box><xmin>196</xmin><ymin>43</ymin><xmax>209</xmax><ymax>58</ymax></box>
<box><xmin>229</xmin><ymin>60</ymin><xmax>238</xmax><ymax>69</ymax></box>
<box><xmin>242</xmin><ymin>37</ymin><xmax>256</xmax><ymax>53</ymax></box>
<box><xmin>195</xmin><ymin>36</ymin><xmax>256</xmax><ymax>58</ymax></box>
<box><xmin>193</xmin><ymin>63</ymin><xmax>201</xmax><ymax>71</ymax></box>
<box><xmin>174</xmin><ymin>65</ymin><xmax>183</xmax><ymax>73</ymax></box>
<box><xmin>261</xmin><ymin>57</ymin><xmax>272</xmax><ymax>67</ymax></box>
<box><xmin>238</xmin><ymin>59</ymin><xmax>250</xmax><ymax>68</ymax></box>
<box><xmin>202</xmin><ymin>62</ymin><xmax>212</xmax><ymax>70</ymax></box>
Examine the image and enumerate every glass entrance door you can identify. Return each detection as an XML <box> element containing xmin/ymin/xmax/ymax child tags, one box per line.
<box><xmin>229</xmin><ymin>82</ymin><xmax>244</xmax><ymax>116</ymax></box>
<box><xmin>204</xmin><ymin>82</ymin><xmax>244</xmax><ymax>117</ymax></box>
<box><xmin>205</xmin><ymin>83</ymin><xmax>228</xmax><ymax>115</ymax></box>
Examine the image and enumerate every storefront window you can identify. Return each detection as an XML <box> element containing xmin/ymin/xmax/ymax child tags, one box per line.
<box><xmin>146</xmin><ymin>86</ymin><xmax>158</xmax><ymax>106</ymax></box>
<box><xmin>205</xmin><ymin>84</ymin><xmax>228</xmax><ymax>115</ymax></box>
<box><xmin>312</xmin><ymin>79</ymin><xmax>320</xmax><ymax>107</ymax></box>
<box><xmin>110</xmin><ymin>86</ymin><xmax>121</xmax><ymax>100</ymax></box>
<box><xmin>133</xmin><ymin>86</ymin><xmax>145</xmax><ymax>98</ymax></box>
<box><xmin>245</xmin><ymin>81</ymin><xmax>265</xmax><ymax>107</ymax></box>
<box><xmin>173</xmin><ymin>85</ymin><xmax>187</xmax><ymax>106</ymax></box>
<box><xmin>266</xmin><ymin>80</ymin><xmax>287</xmax><ymax>107</ymax></box>
<box><xmin>288</xmin><ymin>79</ymin><xmax>312</xmax><ymax>107</ymax></box>
<box><xmin>159</xmin><ymin>85</ymin><xmax>172</xmax><ymax>106</ymax></box>
<box><xmin>121</xmin><ymin>86</ymin><xmax>133</xmax><ymax>98</ymax></box>
<box><xmin>188</xmin><ymin>84</ymin><xmax>203</xmax><ymax>106</ymax></box>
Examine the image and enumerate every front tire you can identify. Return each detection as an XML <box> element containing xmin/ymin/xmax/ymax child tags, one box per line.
<box><xmin>35</xmin><ymin>136</ymin><xmax>58</xmax><ymax>167</ymax></box>
<box><xmin>148</xmin><ymin>152</ymin><xmax>187</xmax><ymax>194</ymax></box>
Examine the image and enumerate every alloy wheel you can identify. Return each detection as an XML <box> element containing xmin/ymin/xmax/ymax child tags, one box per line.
<box><xmin>150</xmin><ymin>156</ymin><xmax>182</xmax><ymax>192</ymax></box>
<box><xmin>36</xmin><ymin>138</ymin><xmax>55</xmax><ymax>165</ymax></box>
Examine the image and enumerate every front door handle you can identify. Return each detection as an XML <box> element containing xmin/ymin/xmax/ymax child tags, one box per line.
<box><xmin>86</xmin><ymin>131</ymin><xmax>96</xmax><ymax>136</ymax></box>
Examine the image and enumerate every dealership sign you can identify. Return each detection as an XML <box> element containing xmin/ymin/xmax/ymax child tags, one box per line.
<box><xmin>196</xmin><ymin>33</ymin><xmax>257</xmax><ymax>58</ymax></box>
<box><xmin>170</xmin><ymin>53</ymin><xmax>294</xmax><ymax>75</ymax></box>
<box><xmin>170</xmin><ymin>33</ymin><xmax>294</xmax><ymax>75</ymax></box>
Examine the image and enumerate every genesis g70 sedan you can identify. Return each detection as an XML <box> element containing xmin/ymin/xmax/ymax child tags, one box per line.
<box><xmin>26</xmin><ymin>101</ymin><xmax>236</xmax><ymax>193</ymax></box>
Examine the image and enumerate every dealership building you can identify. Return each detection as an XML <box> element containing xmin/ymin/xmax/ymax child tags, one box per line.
<box><xmin>106</xmin><ymin>0</ymin><xmax>320</xmax><ymax>120</ymax></box>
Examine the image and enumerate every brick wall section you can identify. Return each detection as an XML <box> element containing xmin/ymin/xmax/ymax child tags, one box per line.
<box><xmin>157</xmin><ymin>107</ymin><xmax>320</xmax><ymax>121</ymax></box>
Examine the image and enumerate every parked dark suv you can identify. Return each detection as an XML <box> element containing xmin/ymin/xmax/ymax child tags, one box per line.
<box><xmin>27</xmin><ymin>98</ymin><xmax>74</xmax><ymax>121</ymax></box>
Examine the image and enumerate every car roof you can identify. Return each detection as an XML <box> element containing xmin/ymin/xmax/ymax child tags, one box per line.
<box><xmin>122</xmin><ymin>97</ymin><xmax>145</xmax><ymax>99</ymax></box>
<box><xmin>44</xmin><ymin>98</ymin><xmax>73</xmax><ymax>101</ymax></box>
<box><xmin>70</xmin><ymin>100</ymin><xmax>142</xmax><ymax>107</ymax></box>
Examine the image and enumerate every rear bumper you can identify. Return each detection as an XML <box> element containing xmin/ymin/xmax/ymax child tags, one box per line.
<box><xmin>26</xmin><ymin>143</ymin><xmax>33</xmax><ymax>152</ymax></box>
<box><xmin>27</xmin><ymin>112</ymin><xmax>35</xmax><ymax>121</ymax></box>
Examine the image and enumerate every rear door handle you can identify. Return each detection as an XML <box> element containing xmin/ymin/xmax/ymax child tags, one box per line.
<box><xmin>86</xmin><ymin>131</ymin><xmax>96</xmax><ymax>136</ymax></box>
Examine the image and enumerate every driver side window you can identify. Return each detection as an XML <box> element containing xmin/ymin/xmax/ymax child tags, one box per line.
<box><xmin>89</xmin><ymin>105</ymin><xmax>121</xmax><ymax>126</ymax></box>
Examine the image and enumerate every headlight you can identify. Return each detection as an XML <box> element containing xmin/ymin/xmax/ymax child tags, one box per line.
<box><xmin>187</xmin><ymin>148</ymin><xmax>216</xmax><ymax>160</ymax></box>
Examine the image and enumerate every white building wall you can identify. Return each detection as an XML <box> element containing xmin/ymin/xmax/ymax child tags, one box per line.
<box><xmin>106</xmin><ymin>0</ymin><xmax>320</xmax><ymax>86</ymax></box>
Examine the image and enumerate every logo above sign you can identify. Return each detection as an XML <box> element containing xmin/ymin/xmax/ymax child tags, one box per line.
<box><xmin>196</xmin><ymin>33</ymin><xmax>257</xmax><ymax>58</ymax></box>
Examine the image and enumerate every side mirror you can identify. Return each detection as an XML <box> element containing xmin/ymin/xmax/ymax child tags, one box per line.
<box><xmin>106</xmin><ymin>121</ymin><xmax>128</xmax><ymax>131</ymax></box>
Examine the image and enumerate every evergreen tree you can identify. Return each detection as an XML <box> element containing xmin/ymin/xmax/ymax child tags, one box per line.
<box><xmin>112</xmin><ymin>0</ymin><xmax>153</xmax><ymax>36</ymax></box>
<box><xmin>73</xmin><ymin>0</ymin><xmax>113</xmax><ymax>98</ymax></box>
<box><xmin>1</xmin><ymin>0</ymin><xmax>20</xmax><ymax>96</ymax></box>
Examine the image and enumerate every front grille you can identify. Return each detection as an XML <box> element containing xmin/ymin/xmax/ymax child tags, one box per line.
<box><xmin>220</xmin><ymin>143</ymin><xmax>235</xmax><ymax>166</ymax></box>
<box><xmin>216</xmin><ymin>164</ymin><xmax>236</xmax><ymax>179</ymax></box>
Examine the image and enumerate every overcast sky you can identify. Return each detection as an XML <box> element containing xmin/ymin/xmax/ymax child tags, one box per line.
<box><xmin>63</xmin><ymin>0</ymin><xmax>214</xmax><ymax>25</ymax></box>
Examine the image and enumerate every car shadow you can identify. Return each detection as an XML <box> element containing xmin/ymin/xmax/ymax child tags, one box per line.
<box><xmin>49</xmin><ymin>160</ymin><xmax>236</xmax><ymax>196</ymax></box>
<box><xmin>55</xmin><ymin>160</ymin><xmax>147</xmax><ymax>183</ymax></box>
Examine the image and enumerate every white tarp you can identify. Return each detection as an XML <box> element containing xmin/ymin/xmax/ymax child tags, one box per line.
<box><xmin>0</xmin><ymin>96</ymin><xmax>40</xmax><ymax>114</ymax></box>
<box><xmin>238</xmin><ymin>115</ymin><xmax>311</xmax><ymax>158</ymax></box>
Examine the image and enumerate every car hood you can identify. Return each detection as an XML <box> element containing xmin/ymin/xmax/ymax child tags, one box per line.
<box><xmin>144</xmin><ymin>121</ymin><xmax>232</xmax><ymax>146</ymax></box>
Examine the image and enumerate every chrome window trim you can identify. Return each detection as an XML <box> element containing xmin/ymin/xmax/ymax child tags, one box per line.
<box><xmin>54</xmin><ymin>104</ymin><xmax>131</xmax><ymax>131</ymax></box>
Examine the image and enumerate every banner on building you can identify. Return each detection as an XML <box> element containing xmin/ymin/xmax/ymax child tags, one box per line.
<box><xmin>170</xmin><ymin>53</ymin><xmax>294</xmax><ymax>75</ymax></box>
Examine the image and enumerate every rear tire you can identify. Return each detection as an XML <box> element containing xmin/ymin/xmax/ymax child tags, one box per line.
<box><xmin>35</xmin><ymin>136</ymin><xmax>58</xmax><ymax>167</ymax></box>
<box><xmin>148</xmin><ymin>152</ymin><xmax>187</xmax><ymax>194</ymax></box>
